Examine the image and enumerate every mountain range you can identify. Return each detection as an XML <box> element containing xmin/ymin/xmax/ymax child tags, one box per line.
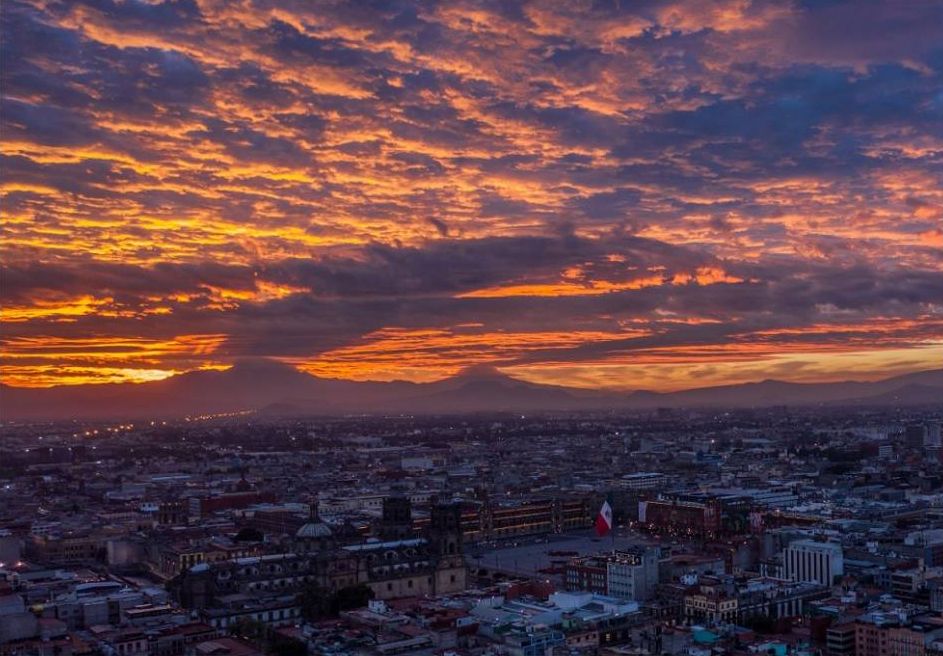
<box><xmin>1</xmin><ymin>359</ymin><xmax>941</xmax><ymax>421</ymax></box>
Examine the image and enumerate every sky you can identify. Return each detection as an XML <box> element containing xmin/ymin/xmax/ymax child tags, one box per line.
<box><xmin>1</xmin><ymin>0</ymin><xmax>942</xmax><ymax>391</ymax></box>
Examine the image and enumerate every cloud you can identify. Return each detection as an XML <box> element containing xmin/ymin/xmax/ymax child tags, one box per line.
<box><xmin>1</xmin><ymin>0</ymin><xmax>941</xmax><ymax>387</ymax></box>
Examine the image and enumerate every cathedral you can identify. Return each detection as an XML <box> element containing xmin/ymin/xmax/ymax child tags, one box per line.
<box><xmin>172</xmin><ymin>498</ymin><xmax>467</xmax><ymax>610</ymax></box>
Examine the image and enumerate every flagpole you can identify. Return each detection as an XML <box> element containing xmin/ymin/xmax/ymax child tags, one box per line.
<box><xmin>610</xmin><ymin>495</ymin><xmax>615</xmax><ymax>552</ymax></box>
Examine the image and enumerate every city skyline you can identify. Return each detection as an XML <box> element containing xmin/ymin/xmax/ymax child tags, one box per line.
<box><xmin>2</xmin><ymin>0</ymin><xmax>942</xmax><ymax>392</ymax></box>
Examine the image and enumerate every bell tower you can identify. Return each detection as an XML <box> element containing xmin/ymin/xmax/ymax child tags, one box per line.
<box><xmin>428</xmin><ymin>501</ymin><xmax>463</xmax><ymax>556</ymax></box>
<box><xmin>426</xmin><ymin>501</ymin><xmax>465</xmax><ymax>594</ymax></box>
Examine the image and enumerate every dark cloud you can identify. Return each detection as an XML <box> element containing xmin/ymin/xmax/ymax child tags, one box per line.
<box><xmin>573</xmin><ymin>188</ymin><xmax>643</xmax><ymax>220</ymax></box>
<box><xmin>69</xmin><ymin>0</ymin><xmax>202</xmax><ymax>28</ymax></box>
<box><xmin>1</xmin><ymin>98</ymin><xmax>101</xmax><ymax>147</ymax></box>
<box><xmin>189</xmin><ymin>118</ymin><xmax>311</xmax><ymax>167</ymax></box>
<box><xmin>267</xmin><ymin>19</ymin><xmax>373</xmax><ymax>71</ymax></box>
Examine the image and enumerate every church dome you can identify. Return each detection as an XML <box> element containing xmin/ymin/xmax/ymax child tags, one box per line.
<box><xmin>296</xmin><ymin>522</ymin><xmax>333</xmax><ymax>539</ymax></box>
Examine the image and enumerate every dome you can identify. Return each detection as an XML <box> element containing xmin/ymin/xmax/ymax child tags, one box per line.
<box><xmin>296</xmin><ymin>522</ymin><xmax>333</xmax><ymax>539</ymax></box>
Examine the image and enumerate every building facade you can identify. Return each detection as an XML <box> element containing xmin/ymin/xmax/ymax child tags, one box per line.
<box><xmin>783</xmin><ymin>539</ymin><xmax>844</xmax><ymax>586</ymax></box>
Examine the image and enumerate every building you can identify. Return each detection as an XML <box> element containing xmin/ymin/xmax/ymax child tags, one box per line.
<box><xmin>199</xmin><ymin>595</ymin><xmax>302</xmax><ymax>632</ymax></box>
<box><xmin>472</xmin><ymin>590</ymin><xmax>641</xmax><ymax>655</ymax></box>
<box><xmin>906</xmin><ymin>530</ymin><xmax>943</xmax><ymax>568</ymax></box>
<box><xmin>638</xmin><ymin>493</ymin><xmax>751</xmax><ymax>538</ymax></box>
<box><xmin>158</xmin><ymin>501</ymin><xmax>190</xmax><ymax>526</ymax></box>
<box><xmin>617</xmin><ymin>473</ymin><xmax>668</xmax><ymax>490</ymax></box>
<box><xmin>929</xmin><ymin>577</ymin><xmax>943</xmax><ymax>613</ymax></box>
<box><xmin>708</xmin><ymin>486</ymin><xmax>799</xmax><ymax>511</ymax></box>
<box><xmin>503</xmin><ymin>626</ymin><xmax>565</xmax><ymax>656</ymax></box>
<box><xmin>149</xmin><ymin>539</ymin><xmax>265</xmax><ymax>580</ymax></box>
<box><xmin>784</xmin><ymin>539</ymin><xmax>844</xmax><ymax>586</ymax></box>
<box><xmin>172</xmin><ymin>502</ymin><xmax>466</xmax><ymax>610</ymax></box>
<box><xmin>27</xmin><ymin>532</ymin><xmax>103</xmax><ymax>566</ymax></box>
<box><xmin>926</xmin><ymin>422</ymin><xmax>942</xmax><ymax>447</ymax></box>
<box><xmin>855</xmin><ymin>613</ymin><xmax>943</xmax><ymax>656</ymax></box>
<box><xmin>192</xmin><ymin>491</ymin><xmax>276</xmax><ymax>518</ymax></box>
<box><xmin>411</xmin><ymin>496</ymin><xmax>597</xmax><ymax>543</ymax></box>
<box><xmin>471</xmin><ymin>497</ymin><xmax>596</xmax><ymax>542</ymax></box>
<box><xmin>683</xmin><ymin>588</ymin><xmax>739</xmax><ymax>624</ymax></box>
<box><xmin>377</xmin><ymin>496</ymin><xmax>414</xmax><ymax>541</ymax></box>
<box><xmin>243</xmin><ymin>505</ymin><xmax>309</xmax><ymax>536</ymax></box>
<box><xmin>564</xmin><ymin>548</ymin><xmax>659</xmax><ymax>601</ymax></box>
<box><xmin>683</xmin><ymin>576</ymin><xmax>826</xmax><ymax>625</ymax></box>
<box><xmin>827</xmin><ymin>622</ymin><xmax>856</xmax><ymax>656</ymax></box>
<box><xmin>905</xmin><ymin>425</ymin><xmax>928</xmax><ymax>448</ymax></box>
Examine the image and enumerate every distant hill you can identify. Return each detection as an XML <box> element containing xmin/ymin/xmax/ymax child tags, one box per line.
<box><xmin>1</xmin><ymin>360</ymin><xmax>940</xmax><ymax>421</ymax></box>
<box><xmin>380</xmin><ymin>365</ymin><xmax>610</xmax><ymax>414</ymax></box>
<box><xmin>837</xmin><ymin>382</ymin><xmax>943</xmax><ymax>407</ymax></box>
<box><xmin>624</xmin><ymin>369</ymin><xmax>943</xmax><ymax>409</ymax></box>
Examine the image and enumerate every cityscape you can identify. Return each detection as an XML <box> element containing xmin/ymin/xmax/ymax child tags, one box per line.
<box><xmin>2</xmin><ymin>1</ymin><xmax>943</xmax><ymax>656</ymax></box>
<box><xmin>2</xmin><ymin>406</ymin><xmax>942</xmax><ymax>655</ymax></box>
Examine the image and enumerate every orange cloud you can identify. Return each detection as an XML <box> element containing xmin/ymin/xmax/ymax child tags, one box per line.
<box><xmin>2</xmin><ymin>0</ymin><xmax>940</xmax><ymax>392</ymax></box>
<box><xmin>291</xmin><ymin>326</ymin><xmax>649</xmax><ymax>383</ymax></box>
<box><xmin>0</xmin><ymin>334</ymin><xmax>228</xmax><ymax>387</ymax></box>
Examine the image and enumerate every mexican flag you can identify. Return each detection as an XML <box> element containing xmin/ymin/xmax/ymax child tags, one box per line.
<box><xmin>595</xmin><ymin>500</ymin><xmax>613</xmax><ymax>537</ymax></box>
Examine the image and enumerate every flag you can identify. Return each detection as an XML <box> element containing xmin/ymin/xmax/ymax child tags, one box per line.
<box><xmin>595</xmin><ymin>500</ymin><xmax>613</xmax><ymax>537</ymax></box>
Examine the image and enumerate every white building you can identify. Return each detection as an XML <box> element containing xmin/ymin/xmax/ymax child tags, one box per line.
<box><xmin>606</xmin><ymin>548</ymin><xmax>660</xmax><ymax>601</ymax></box>
<box><xmin>783</xmin><ymin>539</ymin><xmax>843</xmax><ymax>586</ymax></box>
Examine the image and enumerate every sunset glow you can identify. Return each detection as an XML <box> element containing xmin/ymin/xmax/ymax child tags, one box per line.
<box><xmin>1</xmin><ymin>0</ymin><xmax>941</xmax><ymax>391</ymax></box>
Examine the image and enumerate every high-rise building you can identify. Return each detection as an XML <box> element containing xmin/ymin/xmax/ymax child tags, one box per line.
<box><xmin>783</xmin><ymin>539</ymin><xmax>843</xmax><ymax>586</ymax></box>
